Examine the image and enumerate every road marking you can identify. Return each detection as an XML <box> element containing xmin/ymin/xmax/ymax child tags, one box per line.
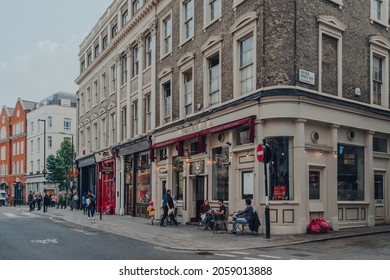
<box><xmin>230</xmin><ymin>251</ymin><xmax>251</xmax><ymax>255</ymax></box>
<box><xmin>31</xmin><ymin>239</ymin><xmax>58</xmax><ymax>244</ymax></box>
<box><xmin>214</xmin><ymin>253</ymin><xmax>237</xmax><ymax>258</ymax></box>
<box><xmin>22</xmin><ymin>212</ymin><xmax>38</xmax><ymax>217</ymax></box>
<box><xmin>49</xmin><ymin>217</ymin><xmax>63</xmax><ymax>223</ymax></box>
<box><xmin>2</xmin><ymin>213</ymin><xmax>19</xmax><ymax>218</ymax></box>
<box><xmin>71</xmin><ymin>229</ymin><xmax>98</xmax><ymax>235</ymax></box>
<box><xmin>257</xmin><ymin>254</ymin><xmax>281</xmax><ymax>259</ymax></box>
<box><xmin>244</xmin><ymin>257</ymin><xmax>261</xmax><ymax>260</ymax></box>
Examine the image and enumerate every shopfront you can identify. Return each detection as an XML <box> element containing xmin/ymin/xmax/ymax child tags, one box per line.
<box><xmin>95</xmin><ymin>149</ymin><xmax>116</xmax><ymax>214</ymax></box>
<box><xmin>115</xmin><ymin>137</ymin><xmax>151</xmax><ymax>217</ymax></box>
<box><xmin>151</xmin><ymin>115</ymin><xmax>256</xmax><ymax>223</ymax></box>
<box><xmin>76</xmin><ymin>155</ymin><xmax>96</xmax><ymax>204</ymax></box>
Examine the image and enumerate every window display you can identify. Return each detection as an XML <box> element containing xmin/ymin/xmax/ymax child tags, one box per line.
<box><xmin>337</xmin><ymin>144</ymin><xmax>364</xmax><ymax>201</ymax></box>
<box><xmin>267</xmin><ymin>136</ymin><xmax>293</xmax><ymax>200</ymax></box>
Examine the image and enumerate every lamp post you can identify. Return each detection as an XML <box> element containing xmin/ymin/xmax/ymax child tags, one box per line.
<box><xmin>38</xmin><ymin>119</ymin><xmax>47</xmax><ymax>187</ymax></box>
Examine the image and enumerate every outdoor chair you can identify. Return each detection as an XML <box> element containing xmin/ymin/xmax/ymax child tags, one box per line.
<box><xmin>210</xmin><ymin>211</ymin><xmax>228</xmax><ymax>234</ymax></box>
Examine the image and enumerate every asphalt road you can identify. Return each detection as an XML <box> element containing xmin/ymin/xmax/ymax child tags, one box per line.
<box><xmin>1</xmin><ymin>210</ymin><xmax>389</xmax><ymax>260</ymax></box>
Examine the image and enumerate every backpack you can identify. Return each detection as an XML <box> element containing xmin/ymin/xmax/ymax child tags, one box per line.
<box><xmin>249</xmin><ymin>211</ymin><xmax>261</xmax><ymax>233</ymax></box>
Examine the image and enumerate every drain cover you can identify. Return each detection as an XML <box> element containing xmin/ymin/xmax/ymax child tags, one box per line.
<box><xmin>197</xmin><ymin>251</ymin><xmax>214</xmax><ymax>255</ymax></box>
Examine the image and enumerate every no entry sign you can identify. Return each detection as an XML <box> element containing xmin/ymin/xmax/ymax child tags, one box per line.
<box><xmin>256</xmin><ymin>144</ymin><xmax>264</xmax><ymax>162</ymax></box>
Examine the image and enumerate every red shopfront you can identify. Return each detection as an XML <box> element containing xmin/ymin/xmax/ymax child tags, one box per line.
<box><xmin>96</xmin><ymin>150</ymin><xmax>116</xmax><ymax>215</ymax></box>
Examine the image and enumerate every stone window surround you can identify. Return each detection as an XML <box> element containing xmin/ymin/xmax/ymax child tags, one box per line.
<box><xmin>203</xmin><ymin>0</ymin><xmax>222</xmax><ymax>31</ymax></box>
<box><xmin>369</xmin><ymin>35</ymin><xmax>390</xmax><ymax>108</ymax></box>
<box><xmin>158</xmin><ymin>68</ymin><xmax>173</xmax><ymax>125</ymax></box>
<box><xmin>231</xmin><ymin>12</ymin><xmax>258</xmax><ymax>99</ymax></box>
<box><xmin>160</xmin><ymin>10</ymin><xmax>173</xmax><ymax>60</ymax></box>
<box><xmin>180</xmin><ymin>0</ymin><xmax>195</xmax><ymax>47</ymax></box>
<box><xmin>370</xmin><ymin>0</ymin><xmax>389</xmax><ymax>29</ymax></box>
<box><xmin>177</xmin><ymin>53</ymin><xmax>195</xmax><ymax>119</ymax></box>
<box><xmin>201</xmin><ymin>36</ymin><xmax>223</xmax><ymax>108</ymax></box>
<box><xmin>318</xmin><ymin>15</ymin><xmax>345</xmax><ymax>97</ymax></box>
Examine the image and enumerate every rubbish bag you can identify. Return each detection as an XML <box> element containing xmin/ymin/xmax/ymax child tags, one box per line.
<box><xmin>307</xmin><ymin>219</ymin><xmax>331</xmax><ymax>234</ymax></box>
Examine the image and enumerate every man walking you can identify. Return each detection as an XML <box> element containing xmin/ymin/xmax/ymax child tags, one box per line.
<box><xmin>160</xmin><ymin>189</ymin><xmax>179</xmax><ymax>227</ymax></box>
<box><xmin>28</xmin><ymin>191</ymin><xmax>34</xmax><ymax>211</ymax></box>
<box><xmin>43</xmin><ymin>193</ymin><xmax>51</xmax><ymax>213</ymax></box>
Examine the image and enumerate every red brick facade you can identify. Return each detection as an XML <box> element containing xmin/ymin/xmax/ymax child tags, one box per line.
<box><xmin>0</xmin><ymin>99</ymin><xmax>35</xmax><ymax>204</ymax></box>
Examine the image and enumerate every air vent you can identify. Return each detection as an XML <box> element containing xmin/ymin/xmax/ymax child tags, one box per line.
<box><xmin>311</xmin><ymin>131</ymin><xmax>319</xmax><ymax>143</ymax></box>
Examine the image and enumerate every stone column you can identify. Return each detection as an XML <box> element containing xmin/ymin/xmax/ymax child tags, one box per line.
<box><xmin>366</xmin><ymin>130</ymin><xmax>375</xmax><ymax>227</ymax></box>
<box><xmin>137</xmin><ymin>34</ymin><xmax>145</xmax><ymax>135</ymax></box>
<box><xmin>149</xmin><ymin>21</ymin><xmax>157</xmax><ymax>130</ymax></box>
<box><xmin>329</xmin><ymin>124</ymin><xmax>339</xmax><ymax>231</ymax></box>
<box><xmin>125</xmin><ymin>45</ymin><xmax>132</xmax><ymax>139</ymax></box>
<box><xmin>295</xmin><ymin>118</ymin><xmax>307</xmax><ymax>233</ymax></box>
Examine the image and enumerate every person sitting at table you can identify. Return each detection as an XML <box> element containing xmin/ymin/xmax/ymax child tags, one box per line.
<box><xmin>231</xmin><ymin>198</ymin><xmax>253</xmax><ymax>234</ymax></box>
<box><xmin>204</xmin><ymin>199</ymin><xmax>226</xmax><ymax>230</ymax></box>
<box><xmin>199</xmin><ymin>199</ymin><xmax>211</xmax><ymax>225</ymax></box>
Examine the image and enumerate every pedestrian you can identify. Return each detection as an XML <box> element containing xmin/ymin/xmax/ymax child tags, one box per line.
<box><xmin>36</xmin><ymin>192</ymin><xmax>42</xmax><ymax>211</ymax></box>
<box><xmin>160</xmin><ymin>189</ymin><xmax>179</xmax><ymax>227</ymax></box>
<box><xmin>147</xmin><ymin>201</ymin><xmax>155</xmax><ymax>225</ymax></box>
<box><xmin>81</xmin><ymin>192</ymin><xmax>87</xmax><ymax>214</ymax></box>
<box><xmin>51</xmin><ymin>193</ymin><xmax>57</xmax><ymax>208</ymax></box>
<box><xmin>57</xmin><ymin>193</ymin><xmax>62</xmax><ymax>209</ymax></box>
<box><xmin>73</xmin><ymin>192</ymin><xmax>79</xmax><ymax>210</ymax></box>
<box><xmin>28</xmin><ymin>191</ymin><xmax>34</xmax><ymax>211</ymax></box>
<box><xmin>43</xmin><ymin>193</ymin><xmax>51</xmax><ymax>213</ymax></box>
<box><xmin>86</xmin><ymin>191</ymin><xmax>96</xmax><ymax>220</ymax></box>
<box><xmin>69</xmin><ymin>193</ymin><xmax>74</xmax><ymax>210</ymax></box>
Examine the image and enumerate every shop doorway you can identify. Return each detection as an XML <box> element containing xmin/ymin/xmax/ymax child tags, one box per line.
<box><xmin>374</xmin><ymin>172</ymin><xmax>386</xmax><ymax>222</ymax></box>
<box><xmin>192</xmin><ymin>176</ymin><xmax>205</xmax><ymax>222</ymax></box>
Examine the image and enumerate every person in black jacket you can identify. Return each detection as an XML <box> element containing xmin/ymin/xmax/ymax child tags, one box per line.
<box><xmin>231</xmin><ymin>198</ymin><xmax>253</xmax><ymax>234</ymax></box>
<box><xmin>43</xmin><ymin>193</ymin><xmax>51</xmax><ymax>213</ymax></box>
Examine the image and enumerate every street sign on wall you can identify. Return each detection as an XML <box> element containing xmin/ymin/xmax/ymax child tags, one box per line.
<box><xmin>256</xmin><ymin>144</ymin><xmax>264</xmax><ymax>162</ymax></box>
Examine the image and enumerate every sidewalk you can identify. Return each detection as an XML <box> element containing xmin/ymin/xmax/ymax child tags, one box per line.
<box><xmin>15</xmin><ymin>206</ymin><xmax>390</xmax><ymax>251</ymax></box>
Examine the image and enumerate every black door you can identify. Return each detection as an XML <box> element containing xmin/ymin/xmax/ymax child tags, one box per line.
<box><xmin>195</xmin><ymin>176</ymin><xmax>204</xmax><ymax>222</ymax></box>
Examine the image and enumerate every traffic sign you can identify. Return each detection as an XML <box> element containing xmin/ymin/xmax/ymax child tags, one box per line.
<box><xmin>257</xmin><ymin>144</ymin><xmax>264</xmax><ymax>162</ymax></box>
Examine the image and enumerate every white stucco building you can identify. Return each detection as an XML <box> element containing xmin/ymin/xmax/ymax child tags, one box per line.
<box><xmin>26</xmin><ymin>92</ymin><xmax>77</xmax><ymax>196</ymax></box>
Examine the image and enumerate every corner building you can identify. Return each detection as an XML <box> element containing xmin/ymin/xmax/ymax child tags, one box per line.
<box><xmin>77</xmin><ymin>0</ymin><xmax>390</xmax><ymax>233</ymax></box>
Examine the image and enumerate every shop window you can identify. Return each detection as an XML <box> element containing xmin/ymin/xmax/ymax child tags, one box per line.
<box><xmin>136</xmin><ymin>152</ymin><xmax>150</xmax><ymax>204</ymax></box>
<box><xmin>212</xmin><ymin>146</ymin><xmax>229</xmax><ymax>201</ymax></box>
<box><xmin>236</xmin><ymin>124</ymin><xmax>250</xmax><ymax>145</ymax></box>
<box><xmin>159</xmin><ymin>148</ymin><xmax>167</xmax><ymax>161</ymax></box>
<box><xmin>137</xmin><ymin>153</ymin><xmax>149</xmax><ymax>167</ymax></box>
<box><xmin>190</xmin><ymin>141</ymin><xmax>198</xmax><ymax>155</ymax></box>
<box><xmin>241</xmin><ymin>170</ymin><xmax>254</xmax><ymax>199</ymax></box>
<box><xmin>267</xmin><ymin>136</ymin><xmax>293</xmax><ymax>200</ymax></box>
<box><xmin>373</xmin><ymin>137</ymin><xmax>387</xmax><ymax>153</ymax></box>
<box><xmin>337</xmin><ymin>144</ymin><xmax>364</xmax><ymax>201</ymax></box>
<box><xmin>309</xmin><ymin>170</ymin><xmax>320</xmax><ymax>200</ymax></box>
<box><xmin>374</xmin><ymin>174</ymin><xmax>384</xmax><ymax>204</ymax></box>
<box><xmin>172</xmin><ymin>156</ymin><xmax>184</xmax><ymax>200</ymax></box>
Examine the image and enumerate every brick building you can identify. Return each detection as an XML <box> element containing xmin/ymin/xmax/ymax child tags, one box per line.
<box><xmin>0</xmin><ymin>98</ymin><xmax>36</xmax><ymax>205</ymax></box>
<box><xmin>76</xmin><ymin>0</ymin><xmax>390</xmax><ymax>233</ymax></box>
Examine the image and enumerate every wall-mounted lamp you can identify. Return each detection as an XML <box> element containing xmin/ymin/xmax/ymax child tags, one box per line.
<box><xmin>184</xmin><ymin>147</ymin><xmax>191</xmax><ymax>161</ymax></box>
<box><xmin>225</xmin><ymin>141</ymin><xmax>231</xmax><ymax>146</ymax></box>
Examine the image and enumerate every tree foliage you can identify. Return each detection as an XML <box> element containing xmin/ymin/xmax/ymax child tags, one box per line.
<box><xmin>46</xmin><ymin>140</ymin><xmax>75</xmax><ymax>191</ymax></box>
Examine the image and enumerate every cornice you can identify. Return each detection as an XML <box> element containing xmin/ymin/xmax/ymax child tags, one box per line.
<box><xmin>75</xmin><ymin>0</ymin><xmax>161</xmax><ymax>84</ymax></box>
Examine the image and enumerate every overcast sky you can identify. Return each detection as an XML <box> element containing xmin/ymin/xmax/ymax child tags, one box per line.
<box><xmin>0</xmin><ymin>0</ymin><xmax>113</xmax><ymax>108</ymax></box>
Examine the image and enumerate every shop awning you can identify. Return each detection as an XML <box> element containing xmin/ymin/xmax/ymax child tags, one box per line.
<box><xmin>150</xmin><ymin>115</ymin><xmax>256</xmax><ymax>161</ymax></box>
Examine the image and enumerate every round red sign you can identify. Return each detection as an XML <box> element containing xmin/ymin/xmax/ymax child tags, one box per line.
<box><xmin>256</xmin><ymin>144</ymin><xmax>264</xmax><ymax>162</ymax></box>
